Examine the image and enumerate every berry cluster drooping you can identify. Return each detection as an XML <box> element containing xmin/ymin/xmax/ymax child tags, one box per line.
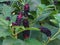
<box><xmin>22</xmin><ymin>4</ymin><xmax>30</xmax><ymax>39</ymax></box>
<box><xmin>40</xmin><ymin>26</ymin><xmax>51</xmax><ymax>37</ymax></box>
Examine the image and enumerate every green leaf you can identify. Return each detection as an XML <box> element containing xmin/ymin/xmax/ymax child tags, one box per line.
<box><xmin>36</xmin><ymin>4</ymin><xmax>54</xmax><ymax>22</ymax></box>
<box><xmin>54</xmin><ymin>13</ymin><xmax>60</xmax><ymax>23</ymax></box>
<box><xmin>25</xmin><ymin>38</ymin><xmax>42</xmax><ymax>45</ymax></box>
<box><xmin>2</xmin><ymin>38</ymin><xmax>25</xmax><ymax>45</ymax></box>
<box><xmin>30</xmin><ymin>0</ymin><xmax>41</xmax><ymax>11</ymax></box>
<box><xmin>57</xmin><ymin>34</ymin><xmax>60</xmax><ymax>40</ymax></box>
<box><xmin>11</xmin><ymin>15</ymin><xmax>17</xmax><ymax>22</ymax></box>
<box><xmin>0</xmin><ymin>28</ymin><xmax>11</xmax><ymax>37</ymax></box>
<box><xmin>30</xmin><ymin>31</ymin><xmax>42</xmax><ymax>41</ymax></box>
<box><xmin>0</xmin><ymin>18</ymin><xmax>9</xmax><ymax>26</ymax></box>
<box><xmin>36</xmin><ymin>10</ymin><xmax>52</xmax><ymax>21</ymax></box>
<box><xmin>2</xmin><ymin>4</ymin><xmax>14</xmax><ymax>17</ymax></box>
<box><xmin>50</xmin><ymin>19</ymin><xmax>58</xmax><ymax>25</ymax></box>
<box><xmin>47</xmin><ymin>39</ymin><xmax>60</xmax><ymax>45</ymax></box>
<box><xmin>41</xmin><ymin>0</ymin><xmax>49</xmax><ymax>5</ymax></box>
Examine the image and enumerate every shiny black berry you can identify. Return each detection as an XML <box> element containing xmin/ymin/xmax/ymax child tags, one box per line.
<box><xmin>24</xmin><ymin>4</ymin><xmax>29</xmax><ymax>12</ymax></box>
<box><xmin>6</xmin><ymin>17</ymin><xmax>11</xmax><ymax>21</ymax></box>
<box><xmin>40</xmin><ymin>26</ymin><xmax>51</xmax><ymax>37</ymax></box>
<box><xmin>23</xmin><ymin>19</ymin><xmax>29</xmax><ymax>27</ymax></box>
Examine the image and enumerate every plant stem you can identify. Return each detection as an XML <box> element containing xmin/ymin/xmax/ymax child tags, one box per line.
<box><xmin>46</xmin><ymin>37</ymin><xmax>51</xmax><ymax>45</ymax></box>
<box><xmin>14</xmin><ymin>33</ymin><xmax>18</xmax><ymax>39</ymax></box>
<box><xmin>50</xmin><ymin>29</ymin><xmax>60</xmax><ymax>40</ymax></box>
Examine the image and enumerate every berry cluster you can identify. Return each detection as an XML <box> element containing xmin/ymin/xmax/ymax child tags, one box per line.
<box><xmin>5</xmin><ymin>3</ymin><xmax>51</xmax><ymax>39</ymax></box>
<box><xmin>12</xmin><ymin>4</ymin><xmax>30</xmax><ymax>27</ymax></box>
<box><xmin>22</xmin><ymin>4</ymin><xmax>30</xmax><ymax>39</ymax></box>
<box><xmin>12</xmin><ymin>3</ymin><xmax>30</xmax><ymax>39</ymax></box>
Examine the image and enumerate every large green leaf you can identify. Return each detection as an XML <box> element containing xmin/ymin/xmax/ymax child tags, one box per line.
<box><xmin>0</xmin><ymin>28</ymin><xmax>11</xmax><ymax>37</ymax></box>
<box><xmin>25</xmin><ymin>38</ymin><xmax>42</xmax><ymax>45</ymax></box>
<box><xmin>2</xmin><ymin>4</ymin><xmax>14</xmax><ymax>17</ymax></box>
<box><xmin>56</xmin><ymin>34</ymin><xmax>60</xmax><ymax>40</ymax></box>
<box><xmin>11</xmin><ymin>15</ymin><xmax>17</xmax><ymax>22</ymax></box>
<box><xmin>2</xmin><ymin>38</ymin><xmax>25</xmax><ymax>45</ymax></box>
<box><xmin>30</xmin><ymin>31</ymin><xmax>42</xmax><ymax>41</ymax></box>
<box><xmin>0</xmin><ymin>18</ymin><xmax>9</xmax><ymax>26</ymax></box>
<box><xmin>36</xmin><ymin>10</ymin><xmax>52</xmax><ymax>22</ymax></box>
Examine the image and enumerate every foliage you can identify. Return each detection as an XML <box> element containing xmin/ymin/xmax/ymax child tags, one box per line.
<box><xmin>0</xmin><ymin>0</ymin><xmax>60</xmax><ymax>45</ymax></box>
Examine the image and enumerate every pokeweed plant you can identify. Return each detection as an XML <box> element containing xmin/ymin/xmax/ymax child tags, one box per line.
<box><xmin>0</xmin><ymin>0</ymin><xmax>60</xmax><ymax>45</ymax></box>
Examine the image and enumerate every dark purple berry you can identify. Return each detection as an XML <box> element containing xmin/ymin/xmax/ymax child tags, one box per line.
<box><xmin>40</xmin><ymin>26</ymin><xmax>51</xmax><ymax>37</ymax></box>
<box><xmin>17</xmin><ymin>12</ymin><xmax>23</xmax><ymax>19</ymax></box>
<box><xmin>24</xmin><ymin>4</ymin><xmax>30</xmax><ymax>17</ymax></box>
<box><xmin>16</xmin><ymin>19</ymin><xmax>22</xmax><ymax>26</ymax></box>
<box><xmin>12</xmin><ymin>22</ymin><xmax>17</xmax><ymax>26</ymax></box>
<box><xmin>23</xmin><ymin>30</ymin><xmax>30</xmax><ymax>39</ymax></box>
<box><xmin>15</xmin><ymin>12</ymin><xmax>23</xmax><ymax>26</ymax></box>
<box><xmin>23</xmin><ymin>19</ymin><xmax>29</xmax><ymax>27</ymax></box>
<box><xmin>6</xmin><ymin>17</ymin><xmax>11</xmax><ymax>21</ymax></box>
<box><xmin>24</xmin><ymin>4</ymin><xmax>29</xmax><ymax>12</ymax></box>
